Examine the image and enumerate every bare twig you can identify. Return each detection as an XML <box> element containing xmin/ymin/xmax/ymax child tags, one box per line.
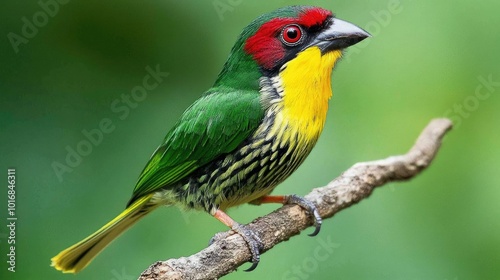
<box><xmin>138</xmin><ymin>118</ymin><xmax>453</xmax><ymax>280</ymax></box>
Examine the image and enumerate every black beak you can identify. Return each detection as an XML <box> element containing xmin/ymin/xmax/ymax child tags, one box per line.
<box><xmin>307</xmin><ymin>18</ymin><xmax>370</xmax><ymax>53</ymax></box>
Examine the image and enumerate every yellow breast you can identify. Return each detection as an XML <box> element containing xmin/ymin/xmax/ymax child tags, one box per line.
<box><xmin>279</xmin><ymin>47</ymin><xmax>342</xmax><ymax>142</ymax></box>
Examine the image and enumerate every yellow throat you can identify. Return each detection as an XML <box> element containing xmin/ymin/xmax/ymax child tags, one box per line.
<box><xmin>279</xmin><ymin>47</ymin><xmax>342</xmax><ymax>141</ymax></box>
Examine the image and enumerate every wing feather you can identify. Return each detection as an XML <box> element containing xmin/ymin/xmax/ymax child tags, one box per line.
<box><xmin>127</xmin><ymin>89</ymin><xmax>263</xmax><ymax>206</ymax></box>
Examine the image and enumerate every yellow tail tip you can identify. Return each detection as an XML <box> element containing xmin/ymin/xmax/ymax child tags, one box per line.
<box><xmin>50</xmin><ymin>256</ymin><xmax>77</xmax><ymax>274</ymax></box>
<box><xmin>50</xmin><ymin>194</ymin><xmax>156</xmax><ymax>274</ymax></box>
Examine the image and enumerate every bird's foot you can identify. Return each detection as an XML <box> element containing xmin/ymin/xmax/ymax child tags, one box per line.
<box><xmin>284</xmin><ymin>194</ymin><xmax>322</xmax><ymax>236</ymax></box>
<box><xmin>232</xmin><ymin>223</ymin><xmax>263</xmax><ymax>271</ymax></box>
<box><xmin>209</xmin><ymin>222</ymin><xmax>263</xmax><ymax>271</ymax></box>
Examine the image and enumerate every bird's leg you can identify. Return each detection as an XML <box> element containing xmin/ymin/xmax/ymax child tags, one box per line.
<box><xmin>251</xmin><ymin>194</ymin><xmax>322</xmax><ymax>236</ymax></box>
<box><xmin>210</xmin><ymin>209</ymin><xmax>263</xmax><ymax>271</ymax></box>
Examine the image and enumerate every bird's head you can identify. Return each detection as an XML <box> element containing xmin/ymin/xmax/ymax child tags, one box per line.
<box><xmin>214</xmin><ymin>6</ymin><xmax>369</xmax><ymax>90</ymax></box>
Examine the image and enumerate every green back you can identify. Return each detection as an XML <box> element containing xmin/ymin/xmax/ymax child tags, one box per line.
<box><xmin>128</xmin><ymin>88</ymin><xmax>263</xmax><ymax>205</ymax></box>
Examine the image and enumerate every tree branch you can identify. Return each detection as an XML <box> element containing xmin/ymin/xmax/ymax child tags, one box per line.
<box><xmin>138</xmin><ymin>118</ymin><xmax>453</xmax><ymax>280</ymax></box>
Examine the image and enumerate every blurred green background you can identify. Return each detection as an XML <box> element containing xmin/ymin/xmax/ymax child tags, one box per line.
<box><xmin>1</xmin><ymin>0</ymin><xmax>499</xmax><ymax>279</ymax></box>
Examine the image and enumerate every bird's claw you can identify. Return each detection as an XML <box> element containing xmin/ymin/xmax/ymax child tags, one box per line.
<box><xmin>285</xmin><ymin>194</ymin><xmax>322</xmax><ymax>236</ymax></box>
<box><xmin>208</xmin><ymin>195</ymin><xmax>319</xmax><ymax>272</ymax></box>
<box><xmin>208</xmin><ymin>223</ymin><xmax>263</xmax><ymax>271</ymax></box>
<box><xmin>231</xmin><ymin>223</ymin><xmax>263</xmax><ymax>271</ymax></box>
<box><xmin>208</xmin><ymin>231</ymin><xmax>229</xmax><ymax>246</ymax></box>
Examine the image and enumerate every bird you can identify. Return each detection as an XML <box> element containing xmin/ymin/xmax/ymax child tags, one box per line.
<box><xmin>51</xmin><ymin>5</ymin><xmax>369</xmax><ymax>274</ymax></box>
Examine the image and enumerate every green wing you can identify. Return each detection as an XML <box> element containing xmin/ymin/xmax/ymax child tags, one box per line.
<box><xmin>127</xmin><ymin>88</ymin><xmax>264</xmax><ymax>206</ymax></box>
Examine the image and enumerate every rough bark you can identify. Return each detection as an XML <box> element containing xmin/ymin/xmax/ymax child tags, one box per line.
<box><xmin>138</xmin><ymin>118</ymin><xmax>453</xmax><ymax>280</ymax></box>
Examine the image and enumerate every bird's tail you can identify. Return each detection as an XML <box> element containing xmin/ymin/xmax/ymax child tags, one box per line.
<box><xmin>51</xmin><ymin>193</ymin><xmax>157</xmax><ymax>273</ymax></box>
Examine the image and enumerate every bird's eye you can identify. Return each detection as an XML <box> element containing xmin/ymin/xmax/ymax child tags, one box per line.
<box><xmin>280</xmin><ymin>24</ymin><xmax>303</xmax><ymax>46</ymax></box>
